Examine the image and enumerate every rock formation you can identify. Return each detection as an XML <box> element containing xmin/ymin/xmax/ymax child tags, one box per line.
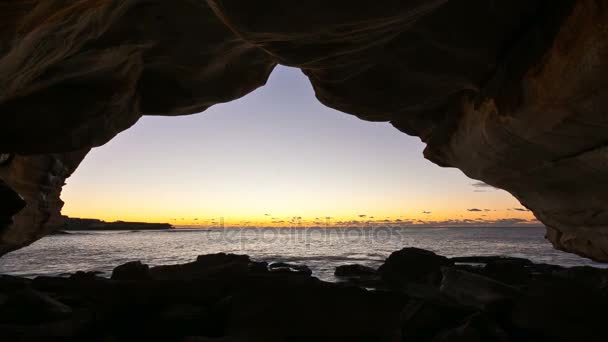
<box><xmin>1</xmin><ymin>0</ymin><xmax>607</xmax><ymax>259</ymax></box>
<box><xmin>1</xmin><ymin>250</ymin><xmax>607</xmax><ymax>340</ymax></box>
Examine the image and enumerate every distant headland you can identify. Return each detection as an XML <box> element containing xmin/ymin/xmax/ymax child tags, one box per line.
<box><xmin>63</xmin><ymin>217</ymin><xmax>173</xmax><ymax>231</ymax></box>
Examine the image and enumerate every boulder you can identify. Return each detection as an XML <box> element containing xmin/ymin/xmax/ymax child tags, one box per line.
<box><xmin>111</xmin><ymin>261</ymin><xmax>150</xmax><ymax>281</ymax></box>
<box><xmin>451</xmin><ymin>256</ymin><xmax>535</xmax><ymax>286</ymax></box>
<box><xmin>378</xmin><ymin>248</ymin><xmax>453</xmax><ymax>287</ymax></box>
<box><xmin>150</xmin><ymin>253</ymin><xmax>267</xmax><ymax>280</ymax></box>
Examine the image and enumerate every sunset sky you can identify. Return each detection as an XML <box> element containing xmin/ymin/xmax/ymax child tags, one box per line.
<box><xmin>61</xmin><ymin>66</ymin><xmax>538</xmax><ymax>228</ymax></box>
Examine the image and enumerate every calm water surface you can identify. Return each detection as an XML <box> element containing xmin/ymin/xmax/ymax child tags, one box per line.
<box><xmin>1</xmin><ymin>227</ymin><xmax>604</xmax><ymax>281</ymax></box>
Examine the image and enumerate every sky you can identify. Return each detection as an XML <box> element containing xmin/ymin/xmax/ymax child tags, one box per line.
<box><xmin>61</xmin><ymin>66</ymin><xmax>539</xmax><ymax>228</ymax></box>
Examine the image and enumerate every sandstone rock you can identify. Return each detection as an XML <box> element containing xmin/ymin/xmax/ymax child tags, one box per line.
<box><xmin>0</xmin><ymin>0</ymin><xmax>607</xmax><ymax>261</ymax></box>
<box><xmin>111</xmin><ymin>261</ymin><xmax>150</xmax><ymax>281</ymax></box>
<box><xmin>378</xmin><ymin>247</ymin><xmax>453</xmax><ymax>287</ymax></box>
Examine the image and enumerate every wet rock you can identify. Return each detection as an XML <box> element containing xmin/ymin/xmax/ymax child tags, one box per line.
<box><xmin>378</xmin><ymin>247</ymin><xmax>453</xmax><ymax>287</ymax></box>
<box><xmin>440</xmin><ymin>268</ymin><xmax>520</xmax><ymax>310</ymax></box>
<box><xmin>111</xmin><ymin>261</ymin><xmax>150</xmax><ymax>281</ymax></box>
<box><xmin>268</xmin><ymin>262</ymin><xmax>312</xmax><ymax>276</ymax></box>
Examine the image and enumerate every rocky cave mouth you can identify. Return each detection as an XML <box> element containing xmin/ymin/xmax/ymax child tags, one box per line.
<box><xmin>1</xmin><ymin>0</ymin><xmax>608</xmax><ymax>263</ymax></box>
<box><xmin>2</xmin><ymin>1</ymin><xmax>608</xmax><ymax>340</ymax></box>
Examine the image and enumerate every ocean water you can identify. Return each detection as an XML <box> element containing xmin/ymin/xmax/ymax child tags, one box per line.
<box><xmin>0</xmin><ymin>227</ymin><xmax>605</xmax><ymax>281</ymax></box>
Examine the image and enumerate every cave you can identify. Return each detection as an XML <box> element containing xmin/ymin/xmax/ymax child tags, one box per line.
<box><xmin>1</xmin><ymin>0</ymin><xmax>608</xmax><ymax>340</ymax></box>
<box><xmin>2</xmin><ymin>0</ymin><xmax>607</xmax><ymax>260</ymax></box>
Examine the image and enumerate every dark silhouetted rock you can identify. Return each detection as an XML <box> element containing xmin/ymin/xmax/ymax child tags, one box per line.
<box><xmin>111</xmin><ymin>261</ymin><xmax>150</xmax><ymax>281</ymax></box>
<box><xmin>378</xmin><ymin>247</ymin><xmax>453</xmax><ymax>287</ymax></box>
<box><xmin>440</xmin><ymin>268</ymin><xmax>520</xmax><ymax>310</ymax></box>
<box><xmin>433</xmin><ymin>313</ymin><xmax>510</xmax><ymax>342</ymax></box>
<box><xmin>335</xmin><ymin>264</ymin><xmax>377</xmax><ymax>277</ymax></box>
<box><xmin>0</xmin><ymin>289</ymin><xmax>72</xmax><ymax>324</ymax></box>
<box><xmin>0</xmin><ymin>180</ymin><xmax>25</xmax><ymax>227</ymax></box>
<box><xmin>510</xmin><ymin>277</ymin><xmax>608</xmax><ymax>342</ymax></box>
<box><xmin>452</xmin><ymin>256</ymin><xmax>535</xmax><ymax>286</ymax></box>
<box><xmin>0</xmin><ymin>274</ymin><xmax>31</xmax><ymax>292</ymax></box>
<box><xmin>268</xmin><ymin>262</ymin><xmax>312</xmax><ymax>276</ymax></box>
<box><xmin>0</xmin><ymin>250</ymin><xmax>607</xmax><ymax>340</ymax></box>
<box><xmin>401</xmin><ymin>297</ymin><xmax>475</xmax><ymax>341</ymax></box>
<box><xmin>150</xmin><ymin>253</ymin><xmax>266</xmax><ymax>280</ymax></box>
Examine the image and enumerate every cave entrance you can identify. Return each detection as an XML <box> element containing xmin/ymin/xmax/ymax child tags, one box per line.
<box><xmin>60</xmin><ymin>66</ymin><xmax>527</xmax><ymax>228</ymax></box>
<box><xmin>1</xmin><ymin>67</ymin><xmax>593</xmax><ymax>280</ymax></box>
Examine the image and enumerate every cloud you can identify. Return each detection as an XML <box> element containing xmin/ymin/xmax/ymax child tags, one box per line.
<box><xmin>472</xmin><ymin>181</ymin><xmax>494</xmax><ymax>188</ymax></box>
<box><xmin>264</xmin><ymin>213</ymin><xmax>271</xmax><ymax>216</ymax></box>
<box><xmin>467</xmin><ymin>208</ymin><xmax>482</xmax><ymax>212</ymax></box>
<box><xmin>358</xmin><ymin>214</ymin><xmax>367</xmax><ymax>218</ymax></box>
<box><xmin>512</xmin><ymin>208</ymin><xmax>530</xmax><ymax>212</ymax></box>
<box><xmin>422</xmin><ymin>211</ymin><xmax>432</xmax><ymax>214</ymax></box>
<box><xmin>471</xmin><ymin>182</ymin><xmax>497</xmax><ymax>192</ymax></box>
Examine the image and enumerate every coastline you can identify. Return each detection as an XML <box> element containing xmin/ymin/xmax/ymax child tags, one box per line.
<box><xmin>1</xmin><ymin>248</ymin><xmax>605</xmax><ymax>340</ymax></box>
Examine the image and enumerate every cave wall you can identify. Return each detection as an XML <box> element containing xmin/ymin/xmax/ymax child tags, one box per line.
<box><xmin>1</xmin><ymin>0</ymin><xmax>607</xmax><ymax>260</ymax></box>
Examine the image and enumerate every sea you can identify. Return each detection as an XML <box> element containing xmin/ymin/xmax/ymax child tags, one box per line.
<box><xmin>1</xmin><ymin>226</ymin><xmax>605</xmax><ymax>282</ymax></box>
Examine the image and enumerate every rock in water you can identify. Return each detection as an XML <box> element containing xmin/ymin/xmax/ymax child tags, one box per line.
<box><xmin>268</xmin><ymin>262</ymin><xmax>312</xmax><ymax>276</ymax></box>
<box><xmin>378</xmin><ymin>247</ymin><xmax>453</xmax><ymax>287</ymax></box>
<box><xmin>111</xmin><ymin>261</ymin><xmax>150</xmax><ymax>281</ymax></box>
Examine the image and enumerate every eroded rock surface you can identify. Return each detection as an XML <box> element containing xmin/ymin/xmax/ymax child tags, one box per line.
<box><xmin>1</xmin><ymin>0</ymin><xmax>607</xmax><ymax>259</ymax></box>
